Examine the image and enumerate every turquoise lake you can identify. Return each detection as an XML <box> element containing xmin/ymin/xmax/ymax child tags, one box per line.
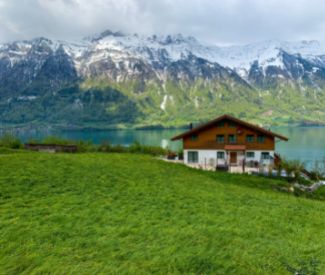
<box><xmin>4</xmin><ymin>126</ymin><xmax>325</xmax><ymax>168</ymax></box>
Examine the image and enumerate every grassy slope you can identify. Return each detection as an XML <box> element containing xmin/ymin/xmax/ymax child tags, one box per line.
<box><xmin>0</xmin><ymin>153</ymin><xmax>324</xmax><ymax>274</ymax></box>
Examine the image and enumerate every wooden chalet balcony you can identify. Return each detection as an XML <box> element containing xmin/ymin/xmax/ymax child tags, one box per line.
<box><xmin>184</xmin><ymin>140</ymin><xmax>274</xmax><ymax>150</ymax></box>
<box><xmin>185</xmin><ymin>140</ymin><xmax>246</xmax><ymax>149</ymax></box>
<box><xmin>191</xmin><ymin>140</ymin><xmax>246</xmax><ymax>147</ymax></box>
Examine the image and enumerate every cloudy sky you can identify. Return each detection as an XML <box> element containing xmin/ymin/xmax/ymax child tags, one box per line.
<box><xmin>0</xmin><ymin>0</ymin><xmax>324</xmax><ymax>45</ymax></box>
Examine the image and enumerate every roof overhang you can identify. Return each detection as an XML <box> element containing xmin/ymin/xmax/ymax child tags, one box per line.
<box><xmin>171</xmin><ymin>114</ymin><xmax>289</xmax><ymax>141</ymax></box>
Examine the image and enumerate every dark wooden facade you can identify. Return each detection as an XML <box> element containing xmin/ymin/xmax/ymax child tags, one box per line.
<box><xmin>183</xmin><ymin>119</ymin><xmax>275</xmax><ymax>150</ymax></box>
<box><xmin>172</xmin><ymin>115</ymin><xmax>288</xmax><ymax>150</ymax></box>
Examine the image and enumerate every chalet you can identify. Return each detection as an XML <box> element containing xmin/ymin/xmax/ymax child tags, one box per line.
<box><xmin>171</xmin><ymin>114</ymin><xmax>288</xmax><ymax>173</ymax></box>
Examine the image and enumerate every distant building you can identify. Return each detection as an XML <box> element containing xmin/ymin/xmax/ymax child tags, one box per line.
<box><xmin>24</xmin><ymin>144</ymin><xmax>78</xmax><ymax>153</ymax></box>
<box><xmin>171</xmin><ymin>114</ymin><xmax>288</xmax><ymax>173</ymax></box>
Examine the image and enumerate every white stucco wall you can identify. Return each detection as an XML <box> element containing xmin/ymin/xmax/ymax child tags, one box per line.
<box><xmin>184</xmin><ymin>149</ymin><xmax>274</xmax><ymax>167</ymax></box>
<box><xmin>245</xmin><ymin>150</ymin><xmax>274</xmax><ymax>164</ymax></box>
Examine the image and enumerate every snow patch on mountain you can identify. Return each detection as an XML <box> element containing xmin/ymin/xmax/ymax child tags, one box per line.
<box><xmin>79</xmin><ymin>32</ymin><xmax>325</xmax><ymax>80</ymax></box>
<box><xmin>160</xmin><ymin>95</ymin><xmax>168</xmax><ymax>111</ymax></box>
<box><xmin>1</xmin><ymin>29</ymin><xmax>325</xmax><ymax>85</ymax></box>
<box><xmin>201</xmin><ymin>40</ymin><xmax>325</xmax><ymax>72</ymax></box>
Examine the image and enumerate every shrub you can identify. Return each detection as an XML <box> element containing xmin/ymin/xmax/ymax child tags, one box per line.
<box><xmin>27</xmin><ymin>138</ymin><xmax>39</xmax><ymax>145</ymax></box>
<box><xmin>281</xmin><ymin>159</ymin><xmax>305</xmax><ymax>179</ymax></box>
<box><xmin>309</xmin><ymin>169</ymin><xmax>324</xmax><ymax>182</ymax></box>
<box><xmin>0</xmin><ymin>134</ymin><xmax>169</xmax><ymax>157</ymax></box>
<box><xmin>275</xmin><ymin>160</ymin><xmax>284</xmax><ymax>176</ymax></box>
<box><xmin>290</xmin><ymin>160</ymin><xmax>305</xmax><ymax>180</ymax></box>
<box><xmin>0</xmin><ymin>147</ymin><xmax>17</xmax><ymax>154</ymax></box>
<box><xmin>0</xmin><ymin>134</ymin><xmax>23</xmax><ymax>149</ymax></box>
<box><xmin>110</xmin><ymin>144</ymin><xmax>127</xmax><ymax>153</ymax></box>
<box><xmin>311</xmin><ymin>159</ymin><xmax>325</xmax><ymax>180</ymax></box>
<box><xmin>297</xmin><ymin>176</ymin><xmax>313</xmax><ymax>186</ymax></box>
<box><xmin>178</xmin><ymin>149</ymin><xmax>184</xmax><ymax>160</ymax></box>
<box><xmin>98</xmin><ymin>141</ymin><xmax>111</xmax><ymax>152</ymax></box>
<box><xmin>128</xmin><ymin>141</ymin><xmax>142</xmax><ymax>153</ymax></box>
<box><xmin>312</xmin><ymin>186</ymin><xmax>325</xmax><ymax>200</ymax></box>
<box><xmin>76</xmin><ymin>140</ymin><xmax>97</xmax><ymax>152</ymax></box>
<box><xmin>41</xmin><ymin>136</ymin><xmax>74</xmax><ymax>145</ymax></box>
<box><xmin>281</xmin><ymin>159</ymin><xmax>294</xmax><ymax>178</ymax></box>
<box><xmin>128</xmin><ymin>141</ymin><xmax>167</xmax><ymax>156</ymax></box>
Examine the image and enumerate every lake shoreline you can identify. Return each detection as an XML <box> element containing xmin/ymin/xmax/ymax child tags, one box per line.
<box><xmin>1</xmin><ymin>121</ymin><xmax>325</xmax><ymax>133</ymax></box>
<box><xmin>0</xmin><ymin>123</ymin><xmax>188</xmax><ymax>132</ymax></box>
<box><xmin>1</xmin><ymin>124</ymin><xmax>325</xmax><ymax>168</ymax></box>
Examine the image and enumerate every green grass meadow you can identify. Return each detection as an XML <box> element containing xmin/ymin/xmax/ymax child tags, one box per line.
<box><xmin>0</xmin><ymin>152</ymin><xmax>325</xmax><ymax>274</ymax></box>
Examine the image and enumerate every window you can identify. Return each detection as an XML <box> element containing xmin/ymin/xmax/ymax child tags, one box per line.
<box><xmin>188</xmin><ymin>151</ymin><xmax>199</xmax><ymax>163</ymax></box>
<box><xmin>228</xmin><ymin>134</ymin><xmax>237</xmax><ymax>144</ymax></box>
<box><xmin>246</xmin><ymin>135</ymin><xmax>254</xmax><ymax>143</ymax></box>
<box><xmin>216</xmin><ymin>135</ymin><xmax>225</xmax><ymax>144</ymax></box>
<box><xmin>228</xmin><ymin>122</ymin><xmax>236</xmax><ymax>128</ymax></box>
<box><xmin>190</xmin><ymin>134</ymin><xmax>198</xmax><ymax>141</ymax></box>
<box><xmin>261</xmin><ymin>152</ymin><xmax>270</xmax><ymax>160</ymax></box>
<box><xmin>257</xmin><ymin>135</ymin><xmax>265</xmax><ymax>143</ymax></box>
<box><xmin>217</xmin><ymin>151</ymin><xmax>225</xmax><ymax>159</ymax></box>
<box><xmin>246</xmin><ymin>152</ymin><xmax>255</xmax><ymax>158</ymax></box>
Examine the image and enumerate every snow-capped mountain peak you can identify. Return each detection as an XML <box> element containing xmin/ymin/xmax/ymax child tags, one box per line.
<box><xmin>31</xmin><ymin>30</ymin><xmax>323</xmax><ymax>77</ymax></box>
<box><xmin>1</xmin><ymin>29</ymin><xmax>325</xmax><ymax>82</ymax></box>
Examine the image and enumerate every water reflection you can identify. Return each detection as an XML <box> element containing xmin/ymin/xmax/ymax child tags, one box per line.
<box><xmin>272</xmin><ymin>126</ymin><xmax>325</xmax><ymax>167</ymax></box>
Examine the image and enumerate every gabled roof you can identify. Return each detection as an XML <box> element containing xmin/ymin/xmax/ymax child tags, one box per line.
<box><xmin>171</xmin><ymin>114</ymin><xmax>289</xmax><ymax>141</ymax></box>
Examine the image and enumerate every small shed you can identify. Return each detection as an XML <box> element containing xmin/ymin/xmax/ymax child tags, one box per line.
<box><xmin>24</xmin><ymin>144</ymin><xmax>78</xmax><ymax>153</ymax></box>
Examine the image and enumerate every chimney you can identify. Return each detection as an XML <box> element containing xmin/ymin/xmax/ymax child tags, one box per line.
<box><xmin>189</xmin><ymin>123</ymin><xmax>193</xmax><ymax>129</ymax></box>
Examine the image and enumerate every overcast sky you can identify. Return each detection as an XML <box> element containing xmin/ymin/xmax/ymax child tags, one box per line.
<box><xmin>0</xmin><ymin>0</ymin><xmax>325</xmax><ymax>45</ymax></box>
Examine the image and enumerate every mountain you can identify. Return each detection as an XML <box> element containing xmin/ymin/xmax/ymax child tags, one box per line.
<box><xmin>1</xmin><ymin>30</ymin><xmax>325</xmax><ymax>129</ymax></box>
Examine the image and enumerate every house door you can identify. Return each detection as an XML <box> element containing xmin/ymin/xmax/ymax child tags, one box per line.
<box><xmin>230</xmin><ymin>152</ymin><xmax>237</xmax><ymax>164</ymax></box>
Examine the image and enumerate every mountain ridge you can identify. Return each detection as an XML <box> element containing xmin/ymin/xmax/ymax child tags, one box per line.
<box><xmin>1</xmin><ymin>30</ymin><xmax>325</xmax><ymax>129</ymax></box>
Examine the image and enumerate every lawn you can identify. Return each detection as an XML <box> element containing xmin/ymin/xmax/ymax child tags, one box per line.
<box><xmin>0</xmin><ymin>152</ymin><xmax>324</xmax><ymax>274</ymax></box>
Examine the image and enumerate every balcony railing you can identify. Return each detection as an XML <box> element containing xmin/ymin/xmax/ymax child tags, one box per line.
<box><xmin>187</xmin><ymin>140</ymin><xmax>270</xmax><ymax>150</ymax></box>
<box><xmin>190</xmin><ymin>140</ymin><xmax>246</xmax><ymax>147</ymax></box>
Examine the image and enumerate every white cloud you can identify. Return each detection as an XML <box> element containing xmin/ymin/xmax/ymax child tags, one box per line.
<box><xmin>0</xmin><ymin>0</ymin><xmax>325</xmax><ymax>45</ymax></box>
